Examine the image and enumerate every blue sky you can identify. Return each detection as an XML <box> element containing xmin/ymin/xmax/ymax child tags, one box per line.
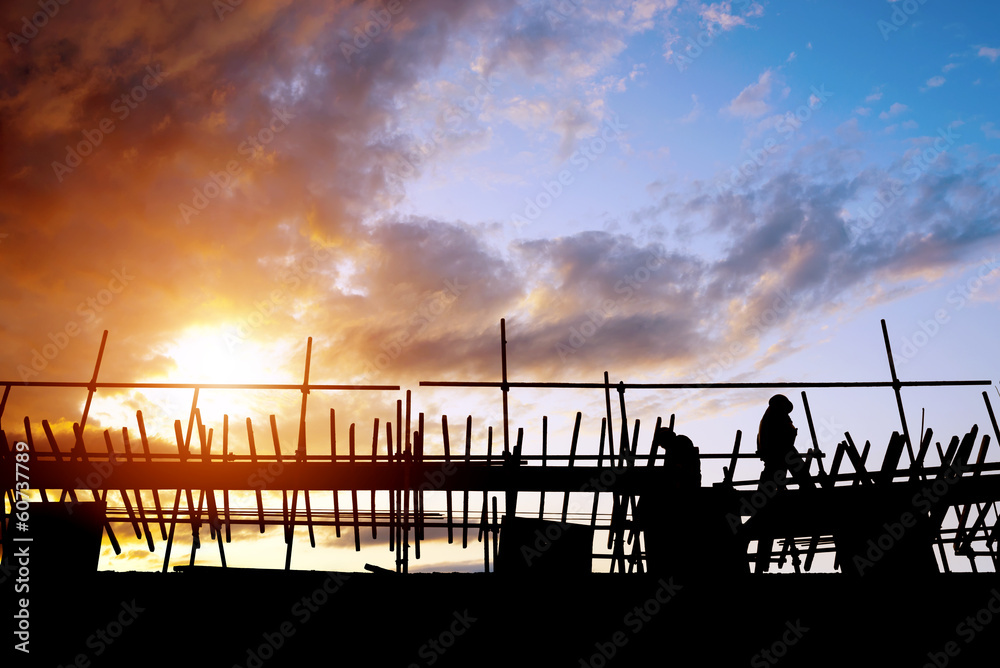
<box><xmin>1</xmin><ymin>0</ymin><xmax>998</xmax><ymax>573</ymax></box>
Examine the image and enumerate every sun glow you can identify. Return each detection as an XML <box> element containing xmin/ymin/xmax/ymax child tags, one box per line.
<box><xmin>88</xmin><ymin>327</ymin><xmax>305</xmax><ymax>441</ymax></box>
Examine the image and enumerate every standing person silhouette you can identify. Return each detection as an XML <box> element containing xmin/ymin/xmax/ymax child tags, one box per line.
<box><xmin>756</xmin><ymin>394</ymin><xmax>814</xmax><ymax>490</ymax></box>
<box><xmin>754</xmin><ymin>395</ymin><xmax>814</xmax><ymax>573</ymax></box>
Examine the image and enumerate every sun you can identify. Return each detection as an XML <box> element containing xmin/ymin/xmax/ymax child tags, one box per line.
<box><xmin>163</xmin><ymin>326</ymin><xmax>275</xmax><ymax>385</ymax></box>
<box><xmin>87</xmin><ymin>326</ymin><xmax>305</xmax><ymax>441</ymax></box>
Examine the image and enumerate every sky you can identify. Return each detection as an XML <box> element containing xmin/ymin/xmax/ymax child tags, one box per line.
<box><xmin>1</xmin><ymin>0</ymin><xmax>999</xmax><ymax>574</ymax></box>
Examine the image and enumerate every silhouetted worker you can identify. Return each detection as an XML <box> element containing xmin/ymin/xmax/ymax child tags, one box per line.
<box><xmin>756</xmin><ymin>394</ymin><xmax>813</xmax><ymax>490</ymax></box>
<box><xmin>657</xmin><ymin>428</ymin><xmax>701</xmax><ymax>489</ymax></box>
<box><xmin>753</xmin><ymin>395</ymin><xmax>813</xmax><ymax>574</ymax></box>
<box><xmin>640</xmin><ymin>428</ymin><xmax>747</xmax><ymax>578</ymax></box>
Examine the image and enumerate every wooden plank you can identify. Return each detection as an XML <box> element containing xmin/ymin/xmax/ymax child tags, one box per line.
<box><xmin>800</xmin><ymin>391</ymin><xmax>827</xmax><ymax>478</ymax></box>
<box><xmin>103</xmin><ymin>429</ymin><xmax>141</xmax><ymax>538</ymax></box>
<box><xmin>136</xmin><ymin>411</ymin><xmax>166</xmax><ymax>539</ymax></box>
<box><xmin>561</xmin><ymin>412</ymin><xmax>581</xmax><ymax>523</ymax></box>
<box><xmin>463</xmin><ymin>415</ymin><xmax>471</xmax><ymax>549</ymax></box>
<box><xmin>843</xmin><ymin>432</ymin><xmax>872</xmax><ymax>486</ymax></box>
<box><xmin>42</xmin><ymin>419</ymin><xmax>77</xmax><ymax>504</ymax></box>
<box><xmin>162</xmin><ymin>419</ymin><xmax>188</xmax><ymax>572</ymax></box>
<box><xmin>222</xmin><ymin>415</ymin><xmax>231</xmax><ymax>544</ymax></box>
<box><xmin>590</xmin><ymin>418</ymin><xmax>606</xmax><ymax>529</ymax></box>
<box><xmin>246</xmin><ymin>418</ymin><xmax>266</xmax><ymax>533</ymax></box>
<box><xmin>539</xmin><ymin>415</ymin><xmax>547</xmax><ymax>520</ymax></box>
<box><xmin>386</xmin><ymin>420</ymin><xmax>394</xmax><ymax>552</ymax></box>
<box><xmin>500</xmin><ymin>318</ymin><xmax>510</xmax><ymax>456</ymax></box>
<box><xmin>646</xmin><ymin>416</ymin><xmax>662</xmax><ymax>467</ymax></box>
<box><xmin>723</xmin><ymin>430</ymin><xmax>742</xmax><ymax>485</ymax></box>
<box><xmin>442</xmin><ymin>415</ymin><xmax>453</xmax><ymax>544</ymax></box>
<box><xmin>370</xmin><ymin>417</ymin><xmax>379</xmax><ymax>541</ymax></box>
<box><xmin>881</xmin><ymin>319</ymin><xmax>915</xmax><ymax>464</ymax></box>
<box><xmin>480</xmin><ymin>494</ymin><xmax>489</xmax><ymax>573</ymax></box>
<box><xmin>122</xmin><ymin>427</ymin><xmax>154</xmax><ymax>551</ymax></box>
<box><xmin>491</xmin><ymin>495</ymin><xmax>499</xmax><ymax>568</ymax></box>
<box><xmin>877</xmin><ymin>432</ymin><xmax>905</xmax><ymax>486</ymax></box>
<box><xmin>350</xmin><ymin>422</ymin><xmax>360</xmax><ymax>551</ymax></box>
<box><xmin>197</xmin><ymin>418</ymin><xmax>225</xmax><ymax>567</ymax></box>
<box><xmin>271</xmin><ymin>413</ymin><xmax>294</xmax><ymax>569</ymax></box>
<box><xmin>331</xmin><ymin>409</ymin><xmax>340</xmax><ymax>538</ymax></box>
<box><xmin>21</xmin><ymin>418</ymin><xmax>46</xmax><ymax>503</ymax></box>
<box><xmin>295</xmin><ymin>338</ymin><xmax>315</xmax><ymax>550</ymax></box>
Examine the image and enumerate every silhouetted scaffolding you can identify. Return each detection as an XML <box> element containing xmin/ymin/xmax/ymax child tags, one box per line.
<box><xmin>2</xmin><ymin>320</ymin><xmax>998</xmax><ymax>577</ymax></box>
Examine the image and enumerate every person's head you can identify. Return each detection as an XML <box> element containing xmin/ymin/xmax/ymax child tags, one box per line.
<box><xmin>768</xmin><ymin>394</ymin><xmax>793</xmax><ymax>414</ymax></box>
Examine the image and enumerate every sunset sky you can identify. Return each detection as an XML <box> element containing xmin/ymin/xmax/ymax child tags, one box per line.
<box><xmin>2</xmin><ymin>0</ymin><xmax>999</xmax><ymax>573</ymax></box>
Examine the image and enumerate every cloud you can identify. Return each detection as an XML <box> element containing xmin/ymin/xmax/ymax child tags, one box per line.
<box><xmin>879</xmin><ymin>102</ymin><xmax>909</xmax><ymax>120</ymax></box>
<box><xmin>978</xmin><ymin>46</ymin><xmax>1000</xmax><ymax>62</ymax></box>
<box><xmin>723</xmin><ymin>69</ymin><xmax>783</xmax><ymax>119</ymax></box>
<box><xmin>678</xmin><ymin>94</ymin><xmax>702</xmax><ymax>123</ymax></box>
<box><xmin>699</xmin><ymin>1</ymin><xmax>764</xmax><ymax>35</ymax></box>
<box><xmin>922</xmin><ymin>76</ymin><xmax>946</xmax><ymax>90</ymax></box>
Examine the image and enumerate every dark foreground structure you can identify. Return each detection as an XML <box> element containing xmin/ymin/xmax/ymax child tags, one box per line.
<box><xmin>3</xmin><ymin>320</ymin><xmax>1000</xmax><ymax>665</ymax></box>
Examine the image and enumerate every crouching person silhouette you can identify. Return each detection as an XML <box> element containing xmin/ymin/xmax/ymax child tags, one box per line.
<box><xmin>639</xmin><ymin>427</ymin><xmax>747</xmax><ymax>579</ymax></box>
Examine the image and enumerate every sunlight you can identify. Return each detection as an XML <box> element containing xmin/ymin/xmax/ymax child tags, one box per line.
<box><xmin>163</xmin><ymin>326</ymin><xmax>285</xmax><ymax>384</ymax></box>
<box><xmin>87</xmin><ymin>326</ymin><xmax>305</xmax><ymax>442</ymax></box>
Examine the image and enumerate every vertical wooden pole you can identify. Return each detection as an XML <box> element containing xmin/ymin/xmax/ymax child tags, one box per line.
<box><xmin>331</xmin><ymin>409</ymin><xmax>340</xmax><ymax>538</ymax></box>
<box><xmin>222</xmin><ymin>414</ymin><xmax>231</xmax><ymax>544</ymax></box>
<box><xmin>881</xmin><ymin>319</ymin><xmax>915</xmax><ymax>464</ymax></box>
<box><xmin>122</xmin><ymin>427</ymin><xmax>154</xmax><ymax>551</ymax></box>
<box><xmin>500</xmin><ymin>319</ymin><xmax>510</xmax><ymax>457</ymax></box>
<box><xmin>539</xmin><ymin>415</ymin><xmax>547</xmax><ymax>520</ymax></box>
<box><xmin>136</xmin><ymin>411</ymin><xmax>165</xmax><ymax>539</ymax></box>
<box><xmin>371</xmin><ymin>417</ymin><xmax>380</xmax><ymax>540</ymax></box>
<box><xmin>443</xmin><ymin>415</ymin><xmax>453</xmax><ymax>544</ymax></box>
<box><xmin>463</xmin><ymin>415</ymin><xmax>471</xmax><ymax>549</ymax></box>
<box><xmin>350</xmin><ymin>423</ymin><xmax>360</xmax><ymax>551</ymax></box>
<box><xmin>561</xmin><ymin>412</ymin><xmax>581</xmax><ymax>523</ymax></box>
<box><xmin>246</xmin><ymin>418</ymin><xmax>265</xmax><ymax>533</ymax></box>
